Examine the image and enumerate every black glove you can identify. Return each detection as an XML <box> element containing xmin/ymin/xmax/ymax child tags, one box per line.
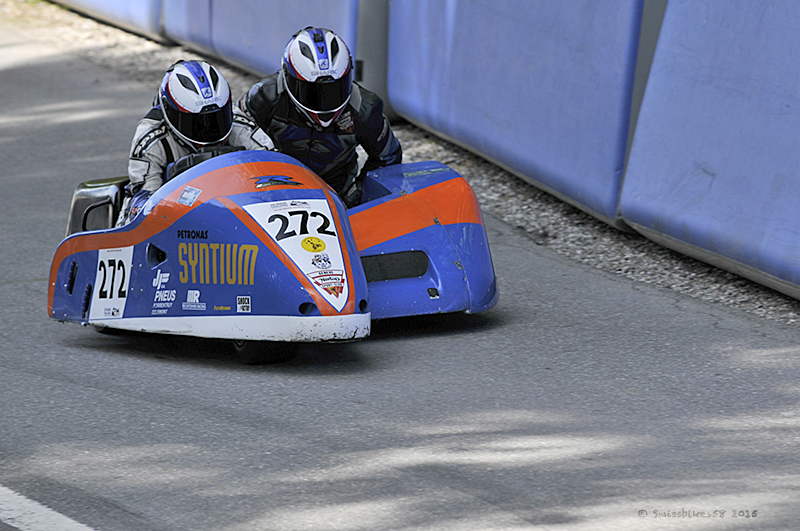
<box><xmin>342</xmin><ymin>179</ymin><xmax>363</xmax><ymax>208</ymax></box>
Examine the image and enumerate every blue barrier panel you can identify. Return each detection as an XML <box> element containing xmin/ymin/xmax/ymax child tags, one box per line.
<box><xmin>209</xmin><ymin>1</ymin><xmax>359</xmax><ymax>76</ymax></box>
<box><xmin>621</xmin><ymin>1</ymin><xmax>800</xmax><ymax>299</ymax></box>
<box><xmin>51</xmin><ymin>0</ymin><xmax>166</xmax><ymax>43</ymax></box>
<box><xmin>161</xmin><ymin>0</ymin><xmax>214</xmax><ymax>55</ymax></box>
<box><xmin>387</xmin><ymin>0</ymin><xmax>643</xmax><ymax>226</ymax></box>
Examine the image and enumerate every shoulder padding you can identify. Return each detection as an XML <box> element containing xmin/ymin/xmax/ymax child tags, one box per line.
<box><xmin>144</xmin><ymin>106</ymin><xmax>162</xmax><ymax>121</ymax></box>
<box><xmin>350</xmin><ymin>83</ymin><xmax>363</xmax><ymax>111</ymax></box>
<box><xmin>351</xmin><ymin>83</ymin><xmax>384</xmax><ymax>119</ymax></box>
<box><xmin>245</xmin><ymin>72</ymin><xmax>281</xmax><ymax>116</ymax></box>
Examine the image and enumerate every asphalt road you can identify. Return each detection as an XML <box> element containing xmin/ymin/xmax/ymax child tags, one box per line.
<box><xmin>1</xmin><ymin>23</ymin><xmax>799</xmax><ymax>531</ymax></box>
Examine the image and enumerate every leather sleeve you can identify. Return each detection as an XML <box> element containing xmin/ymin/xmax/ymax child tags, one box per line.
<box><xmin>238</xmin><ymin>72</ymin><xmax>281</xmax><ymax>133</ymax></box>
<box><xmin>354</xmin><ymin>85</ymin><xmax>403</xmax><ymax>172</ymax></box>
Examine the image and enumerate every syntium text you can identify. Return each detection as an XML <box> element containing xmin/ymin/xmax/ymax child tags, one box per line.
<box><xmin>177</xmin><ymin>243</ymin><xmax>258</xmax><ymax>285</ymax></box>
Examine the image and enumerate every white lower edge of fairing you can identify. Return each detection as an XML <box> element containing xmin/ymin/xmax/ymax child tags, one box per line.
<box><xmin>90</xmin><ymin>313</ymin><xmax>371</xmax><ymax>342</ymax></box>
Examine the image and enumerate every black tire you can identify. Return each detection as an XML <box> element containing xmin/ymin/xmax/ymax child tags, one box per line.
<box><xmin>93</xmin><ymin>325</ymin><xmax>128</xmax><ymax>336</ymax></box>
<box><xmin>231</xmin><ymin>340</ymin><xmax>300</xmax><ymax>365</ymax></box>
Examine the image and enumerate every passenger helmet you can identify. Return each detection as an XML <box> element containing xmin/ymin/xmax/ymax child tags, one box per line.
<box><xmin>159</xmin><ymin>60</ymin><xmax>233</xmax><ymax>148</ymax></box>
<box><xmin>282</xmin><ymin>27</ymin><xmax>354</xmax><ymax>127</ymax></box>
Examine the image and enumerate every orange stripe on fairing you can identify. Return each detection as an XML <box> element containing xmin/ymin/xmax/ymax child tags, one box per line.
<box><xmin>350</xmin><ymin>177</ymin><xmax>484</xmax><ymax>252</ymax></box>
<box><xmin>48</xmin><ymin>160</ymin><xmax>330</xmax><ymax>316</ymax></box>
<box><xmin>324</xmin><ymin>189</ymin><xmax>356</xmax><ymax>314</ymax></box>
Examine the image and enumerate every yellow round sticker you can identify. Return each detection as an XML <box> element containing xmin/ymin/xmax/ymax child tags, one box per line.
<box><xmin>301</xmin><ymin>237</ymin><xmax>326</xmax><ymax>252</ymax></box>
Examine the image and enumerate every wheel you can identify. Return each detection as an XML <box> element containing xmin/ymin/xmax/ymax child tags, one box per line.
<box><xmin>231</xmin><ymin>340</ymin><xmax>300</xmax><ymax>365</ymax></box>
<box><xmin>93</xmin><ymin>324</ymin><xmax>128</xmax><ymax>336</ymax></box>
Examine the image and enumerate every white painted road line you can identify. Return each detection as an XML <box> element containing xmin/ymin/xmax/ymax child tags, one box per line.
<box><xmin>0</xmin><ymin>485</ymin><xmax>98</xmax><ymax>531</ymax></box>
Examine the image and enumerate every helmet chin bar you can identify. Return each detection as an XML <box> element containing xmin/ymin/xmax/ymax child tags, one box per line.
<box><xmin>285</xmin><ymin>86</ymin><xmax>350</xmax><ymax>128</ymax></box>
<box><xmin>160</xmin><ymin>103</ymin><xmax>232</xmax><ymax>150</ymax></box>
<box><xmin>165</xmin><ymin>119</ymin><xmax>230</xmax><ymax>152</ymax></box>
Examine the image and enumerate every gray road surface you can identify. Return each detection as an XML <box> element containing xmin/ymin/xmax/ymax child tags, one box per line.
<box><xmin>1</xmin><ymin>23</ymin><xmax>798</xmax><ymax>531</ymax></box>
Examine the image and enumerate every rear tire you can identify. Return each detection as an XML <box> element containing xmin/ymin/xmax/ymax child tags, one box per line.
<box><xmin>231</xmin><ymin>340</ymin><xmax>300</xmax><ymax>365</ymax></box>
<box><xmin>93</xmin><ymin>325</ymin><xmax>127</xmax><ymax>336</ymax></box>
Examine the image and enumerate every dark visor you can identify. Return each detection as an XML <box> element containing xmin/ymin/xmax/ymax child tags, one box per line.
<box><xmin>285</xmin><ymin>68</ymin><xmax>353</xmax><ymax>113</ymax></box>
<box><xmin>164</xmin><ymin>100</ymin><xmax>232</xmax><ymax>144</ymax></box>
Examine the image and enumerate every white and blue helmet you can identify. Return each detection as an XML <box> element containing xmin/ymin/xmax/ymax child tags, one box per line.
<box><xmin>281</xmin><ymin>27</ymin><xmax>354</xmax><ymax>127</ymax></box>
<box><xmin>159</xmin><ymin>60</ymin><xmax>233</xmax><ymax>147</ymax></box>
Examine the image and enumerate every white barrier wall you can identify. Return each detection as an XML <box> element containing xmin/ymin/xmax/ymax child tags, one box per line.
<box><xmin>386</xmin><ymin>0</ymin><xmax>644</xmax><ymax>227</ymax></box>
<box><xmin>50</xmin><ymin>0</ymin><xmax>167</xmax><ymax>43</ymax></box>
<box><xmin>161</xmin><ymin>0</ymin><xmax>359</xmax><ymax>76</ymax></box>
<box><xmin>209</xmin><ymin>0</ymin><xmax>359</xmax><ymax>76</ymax></box>
<box><xmin>621</xmin><ymin>0</ymin><xmax>800</xmax><ymax>299</ymax></box>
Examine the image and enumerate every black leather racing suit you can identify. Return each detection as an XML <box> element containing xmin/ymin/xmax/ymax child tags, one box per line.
<box><xmin>238</xmin><ymin>72</ymin><xmax>402</xmax><ymax>206</ymax></box>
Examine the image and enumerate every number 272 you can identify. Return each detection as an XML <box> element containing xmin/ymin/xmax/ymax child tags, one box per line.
<box><xmin>97</xmin><ymin>259</ymin><xmax>126</xmax><ymax>299</ymax></box>
<box><xmin>269</xmin><ymin>210</ymin><xmax>336</xmax><ymax>241</ymax></box>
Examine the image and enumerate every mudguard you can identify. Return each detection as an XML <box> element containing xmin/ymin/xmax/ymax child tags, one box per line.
<box><xmin>48</xmin><ymin>151</ymin><xmax>497</xmax><ymax>342</ymax></box>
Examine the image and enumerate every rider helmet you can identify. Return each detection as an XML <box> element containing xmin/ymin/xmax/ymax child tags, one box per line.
<box><xmin>159</xmin><ymin>60</ymin><xmax>233</xmax><ymax>148</ymax></box>
<box><xmin>281</xmin><ymin>27</ymin><xmax>354</xmax><ymax>127</ymax></box>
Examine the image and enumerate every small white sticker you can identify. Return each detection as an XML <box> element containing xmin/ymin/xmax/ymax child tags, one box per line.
<box><xmin>182</xmin><ymin>289</ymin><xmax>206</xmax><ymax>311</ymax></box>
<box><xmin>237</xmin><ymin>295</ymin><xmax>251</xmax><ymax>313</ymax></box>
<box><xmin>178</xmin><ymin>186</ymin><xmax>202</xmax><ymax>206</ymax></box>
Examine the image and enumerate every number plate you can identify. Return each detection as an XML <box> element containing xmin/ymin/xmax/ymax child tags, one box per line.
<box><xmin>244</xmin><ymin>200</ymin><xmax>349</xmax><ymax>312</ymax></box>
<box><xmin>89</xmin><ymin>247</ymin><xmax>134</xmax><ymax>320</ymax></box>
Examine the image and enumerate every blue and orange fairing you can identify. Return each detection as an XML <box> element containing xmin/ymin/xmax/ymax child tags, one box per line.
<box><xmin>349</xmin><ymin>161</ymin><xmax>498</xmax><ymax>319</ymax></box>
<box><xmin>48</xmin><ymin>150</ymin><xmax>497</xmax><ymax>341</ymax></box>
<box><xmin>48</xmin><ymin>151</ymin><xmax>370</xmax><ymax>341</ymax></box>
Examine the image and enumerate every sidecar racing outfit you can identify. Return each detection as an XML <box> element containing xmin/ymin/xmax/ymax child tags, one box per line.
<box><xmin>119</xmin><ymin>60</ymin><xmax>274</xmax><ymax>226</ymax></box>
<box><xmin>237</xmin><ymin>27</ymin><xmax>402</xmax><ymax>207</ymax></box>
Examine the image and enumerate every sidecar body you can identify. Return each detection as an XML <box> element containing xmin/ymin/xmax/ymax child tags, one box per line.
<box><xmin>48</xmin><ymin>150</ymin><xmax>497</xmax><ymax>346</ymax></box>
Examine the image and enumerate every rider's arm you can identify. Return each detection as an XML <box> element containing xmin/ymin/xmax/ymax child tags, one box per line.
<box><xmin>354</xmin><ymin>85</ymin><xmax>403</xmax><ymax>174</ymax></box>
<box><xmin>128</xmin><ymin>110</ymin><xmax>172</xmax><ymax>193</ymax></box>
<box><xmin>228</xmin><ymin>107</ymin><xmax>275</xmax><ymax>151</ymax></box>
<box><xmin>237</xmin><ymin>72</ymin><xmax>281</xmax><ymax>135</ymax></box>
